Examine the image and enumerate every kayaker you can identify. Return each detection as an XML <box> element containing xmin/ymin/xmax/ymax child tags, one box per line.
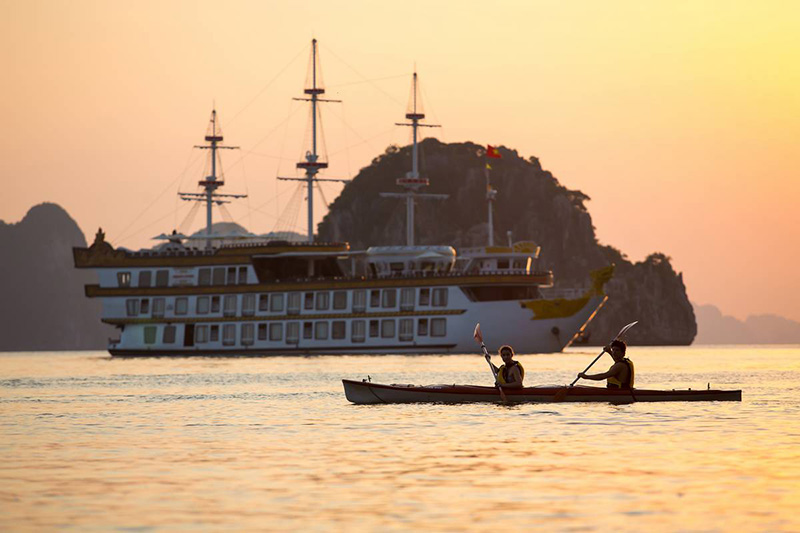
<box><xmin>578</xmin><ymin>339</ymin><xmax>635</xmax><ymax>389</ymax></box>
<box><xmin>486</xmin><ymin>345</ymin><xmax>524</xmax><ymax>389</ymax></box>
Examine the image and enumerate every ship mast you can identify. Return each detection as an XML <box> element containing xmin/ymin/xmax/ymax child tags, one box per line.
<box><xmin>178</xmin><ymin>109</ymin><xmax>246</xmax><ymax>250</ymax></box>
<box><xmin>278</xmin><ymin>39</ymin><xmax>349</xmax><ymax>243</ymax></box>
<box><xmin>380</xmin><ymin>71</ymin><xmax>447</xmax><ymax>246</ymax></box>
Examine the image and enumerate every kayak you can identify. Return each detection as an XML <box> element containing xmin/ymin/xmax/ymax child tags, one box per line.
<box><xmin>342</xmin><ymin>379</ymin><xmax>742</xmax><ymax>405</ymax></box>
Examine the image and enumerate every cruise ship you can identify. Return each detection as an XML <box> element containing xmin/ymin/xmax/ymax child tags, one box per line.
<box><xmin>73</xmin><ymin>40</ymin><xmax>612</xmax><ymax>356</ymax></box>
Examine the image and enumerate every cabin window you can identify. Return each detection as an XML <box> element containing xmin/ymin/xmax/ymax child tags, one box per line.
<box><xmin>399</xmin><ymin>318</ymin><xmax>413</xmax><ymax>341</ymax></box>
<box><xmin>117</xmin><ymin>272</ymin><xmax>131</xmax><ymax>287</ymax></box>
<box><xmin>175</xmin><ymin>298</ymin><xmax>188</xmax><ymax>316</ymax></box>
<box><xmin>315</xmin><ymin>321</ymin><xmax>329</xmax><ymax>340</ymax></box>
<box><xmin>303</xmin><ymin>322</ymin><xmax>313</xmax><ymax>339</ymax></box>
<box><xmin>210</xmin><ymin>325</ymin><xmax>219</xmax><ymax>342</ymax></box>
<box><xmin>140</xmin><ymin>298</ymin><xmax>150</xmax><ymax>315</ymax></box>
<box><xmin>351</xmin><ymin>320</ymin><xmax>366</xmax><ymax>343</ymax></box>
<box><xmin>126</xmin><ymin>299</ymin><xmax>139</xmax><ymax>317</ymax></box>
<box><xmin>370</xmin><ymin>290</ymin><xmax>380</xmax><ymax>308</ymax></box>
<box><xmin>223</xmin><ymin>295</ymin><xmax>237</xmax><ymax>317</ymax></box>
<box><xmin>432</xmin><ymin>288</ymin><xmax>448</xmax><ymax>307</ymax></box>
<box><xmin>369</xmin><ymin>320</ymin><xmax>379</xmax><ymax>338</ymax></box>
<box><xmin>418</xmin><ymin>318</ymin><xmax>428</xmax><ymax>336</ymax></box>
<box><xmin>269</xmin><ymin>323</ymin><xmax>283</xmax><ymax>342</ymax></box>
<box><xmin>513</xmin><ymin>259</ymin><xmax>526</xmax><ymax>271</ymax></box>
<box><xmin>258</xmin><ymin>294</ymin><xmax>269</xmax><ymax>312</ymax></box>
<box><xmin>286</xmin><ymin>322</ymin><xmax>300</xmax><ymax>344</ymax></box>
<box><xmin>198</xmin><ymin>268</ymin><xmax>212</xmax><ymax>286</ymax></box>
<box><xmin>241</xmin><ymin>324</ymin><xmax>255</xmax><ymax>346</ymax></box>
<box><xmin>381</xmin><ymin>319</ymin><xmax>395</xmax><ymax>338</ymax></box>
<box><xmin>333</xmin><ymin>291</ymin><xmax>348</xmax><ymax>310</ymax></box>
<box><xmin>222</xmin><ymin>324</ymin><xmax>236</xmax><ymax>346</ymax></box>
<box><xmin>227</xmin><ymin>267</ymin><xmax>237</xmax><ymax>285</ymax></box>
<box><xmin>332</xmin><ymin>321</ymin><xmax>346</xmax><ymax>340</ymax></box>
<box><xmin>287</xmin><ymin>293</ymin><xmax>301</xmax><ymax>314</ymax></box>
<box><xmin>138</xmin><ymin>271</ymin><xmax>152</xmax><ymax>288</ymax></box>
<box><xmin>304</xmin><ymin>292</ymin><xmax>315</xmax><ymax>310</ymax></box>
<box><xmin>431</xmin><ymin>318</ymin><xmax>446</xmax><ymax>337</ymax></box>
<box><xmin>155</xmin><ymin>270</ymin><xmax>169</xmax><ymax>287</ymax></box>
<box><xmin>163</xmin><ymin>325</ymin><xmax>176</xmax><ymax>344</ymax></box>
<box><xmin>382</xmin><ymin>289</ymin><xmax>397</xmax><ymax>308</ymax></box>
<box><xmin>352</xmin><ymin>290</ymin><xmax>366</xmax><ymax>313</ymax></box>
<box><xmin>315</xmin><ymin>292</ymin><xmax>330</xmax><ymax>311</ymax></box>
<box><xmin>143</xmin><ymin>326</ymin><xmax>157</xmax><ymax>345</ymax></box>
<box><xmin>400</xmin><ymin>288</ymin><xmax>415</xmax><ymax>311</ymax></box>
<box><xmin>497</xmin><ymin>259</ymin><xmax>509</xmax><ymax>269</ymax></box>
<box><xmin>242</xmin><ymin>294</ymin><xmax>256</xmax><ymax>316</ymax></box>
<box><xmin>211</xmin><ymin>296</ymin><xmax>221</xmax><ymax>313</ymax></box>
<box><xmin>270</xmin><ymin>293</ymin><xmax>285</xmax><ymax>313</ymax></box>
<box><xmin>390</xmin><ymin>262</ymin><xmax>404</xmax><ymax>275</ymax></box>
<box><xmin>152</xmin><ymin>298</ymin><xmax>165</xmax><ymax>318</ymax></box>
<box><xmin>195</xmin><ymin>325</ymin><xmax>209</xmax><ymax>344</ymax></box>
<box><xmin>419</xmin><ymin>288</ymin><xmax>430</xmax><ymax>306</ymax></box>
<box><xmin>238</xmin><ymin>266</ymin><xmax>248</xmax><ymax>285</ymax></box>
<box><xmin>213</xmin><ymin>267</ymin><xmax>225</xmax><ymax>285</ymax></box>
<box><xmin>197</xmin><ymin>296</ymin><xmax>210</xmax><ymax>314</ymax></box>
<box><xmin>258</xmin><ymin>323</ymin><xmax>267</xmax><ymax>341</ymax></box>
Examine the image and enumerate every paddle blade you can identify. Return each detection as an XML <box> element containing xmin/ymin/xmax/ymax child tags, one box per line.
<box><xmin>615</xmin><ymin>321</ymin><xmax>638</xmax><ymax>341</ymax></box>
<box><xmin>473</xmin><ymin>323</ymin><xmax>483</xmax><ymax>344</ymax></box>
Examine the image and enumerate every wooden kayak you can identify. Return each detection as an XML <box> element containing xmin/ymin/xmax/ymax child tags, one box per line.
<box><xmin>342</xmin><ymin>379</ymin><xmax>742</xmax><ymax>405</ymax></box>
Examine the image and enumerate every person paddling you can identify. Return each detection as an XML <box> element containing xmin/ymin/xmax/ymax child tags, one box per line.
<box><xmin>486</xmin><ymin>345</ymin><xmax>525</xmax><ymax>389</ymax></box>
<box><xmin>577</xmin><ymin>339</ymin><xmax>634</xmax><ymax>389</ymax></box>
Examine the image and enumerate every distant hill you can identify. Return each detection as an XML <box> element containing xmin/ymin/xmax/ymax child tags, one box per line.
<box><xmin>694</xmin><ymin>303</ymin><xmax>800</xmax><ymax>344</ymax></box>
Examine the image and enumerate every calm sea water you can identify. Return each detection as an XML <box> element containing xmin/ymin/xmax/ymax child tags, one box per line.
<box><xmin>1</xmin><ymin>346</ymin><xmax>799</xmax><ymax>532</ymax></box>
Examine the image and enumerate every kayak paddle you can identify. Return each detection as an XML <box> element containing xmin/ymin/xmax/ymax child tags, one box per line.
<box><xmin>554</xmin><ymin>320</ymin><xmax>638</xmax><ymax>401</ymax></box>
<box><xmin>473</xmin><ymin>323</ymin><xmax>507</xmax><ymax>402</ymax></box>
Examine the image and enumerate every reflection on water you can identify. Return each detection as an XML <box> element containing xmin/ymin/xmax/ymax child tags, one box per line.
<box><xmin>1</xmin><ymin>346</ymin><xmax>799</xmax><ymax>531</ymax></box>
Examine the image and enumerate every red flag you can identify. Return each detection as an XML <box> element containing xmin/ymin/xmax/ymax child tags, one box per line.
<box><xmin>487</xmin><ymin>145</ymin><xmax>501</xmax><ymax>159</ymax></box>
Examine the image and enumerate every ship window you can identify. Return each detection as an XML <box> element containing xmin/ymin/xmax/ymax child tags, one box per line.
<box><xmin>223</xmin><ymin>295</ymin><xmax>237</xmax><ymax>317</ymax></box>
<box><xmin>118</xmin><ymin>272</ymin><xmax>131</xmax><ymax>288</ymax></box>
<box><xmin>163</xmin><ymin>325</ymin><xmax>176</xmax><ymax>344</ymax></box>
<box><xmin>418</xmin><ymin>318</ymin><xmax>428</xmax><ymax>336</ymax></box>
<box><xmin>287</xmin><ymin>292</ymin><xmax>301</xmax><ymax>314</ymax></box>
<box><xmin>269</xmin><ymin>323</ymin><xmax>283</xmax><ymax>342</ymax></box>
<box><xmin>195</xmin><ymin>325</ymin><xmax>209</xmax><ymax>344</ymax></box>
<box><xmin>138</xmin><ymin>271</ymin><xmax>152</xmax><ymax>288</ymax></box>
<box><xmin>303</xmin><ymin>322</ymin><xmax>313</xmax><ymax>339</ymax></box>
<box><xmin>351</xmin><ymin>320</ymin><xmax>366</xmax><ymax>343</ymax></box>
<box><xmin>152</xmin><ymin>298</ymin><xmax>165</xmax><ymax>318</ymax></box>
<box><xmin>222</xmin><ymin>324</ymin><xmax>236</xmax><ymax>346</ymax></box>
<box><xmin>419</xmin><ymin>288</ymin><xmax>430</xmax><ymax>306</ymax></box>
<box><xmin>124</xmin><ymin>299</ymin><xmax>136</xmax><ymax>316</ymax></box>
<box><xmin>390</xmin><ymin>262</ymin><xmax>404</xmax><ymax>274</ymax></box>
<box><xmin>241</xmin><ymin>324</ymin><xmax>255</xmax><ymax>346</ymax></box>
<box><xmin>431</xmin><ymin>318</ymin><xmax>446</xmax><ymax>337</ymax></box>
<box><xmin>210</xmin><ymin>325</ymin><xmax>219</xmax><ymax>342</ymax></box>
<box><xmin>370</xmin><ymin>290</ymin><xmax>380</xmax><ymax>308</ymax></box>
<box><xmin>238</xmin><ymin>266</ymin><xmax>248</xmax><ymax>285</ymax></box>
<box><xmin>258</xmin><ymin>323</ymin><xmax>267</xmax><ymax>341</ymax></box>
<box><xmin>382</xmin><ymin>289</ymin><xmax>397</xmax><ymax>308</ymax></box>
<box><xmin>211</xmin><ymin>296</ymin><xmax>220</xmax><ymax>313</ymax></box>
<box><xmin>213</xmin><ymin>267</ymin><xmax>225</xmax><ymax>285</ymax></box>
<box><xmin>333</xmin><ymin>291</ymin><xmax>347</xmax><ymax>310</ymax></box>
<box><xmin>242</xmin><ymin>294</ymin><xmax>256</xmax><ymax>316</ymax></box>
<box><xmin>497</xmin><ymin>259</ymin><xmax>509</xmax><ymax>269</ymax></box>
<box><xmin>381</xmin><ymin>319</ymin><xmax>395</xmax><ymax>338</ymax></box>
<box><xmin>369</xmin><ymin>320</ymin><xmax>379</xmax><ymax>338</ymax></box>
<box><xmin>258</xmin><ymin>294</ymin><xmax>269</xmax><ymax>312</ymax></box>
<box><xmin>286</xmin><ymin>322</ymin><xmax>300</xmax><ymax>344</ymax></box>
<box><xmin>315</xmin><ymin>292</ymin><xmax>330</xmax><ymax>311</ymax></box>
<box><xmin>304</xmin><ymin>292</ymin><xmax>314</xmax><ymax>310</ymax></box>
<box><xmin>144</xmin><ymin>326</ymin><xmax>157</xmax><ymax>345</ymax></box>
<box><xmin>432</xmin><ymin>288</ymin><xmax>448</xmax><ymax>307</ymax></box>
<box><xmin>315</xmin><ymin>321</ymin><xmax>329</xmax><ymax>340</ymax></box>
<box><xmin>352</xmin><ymin>290</ymin><xmax>366</xmax><ymax>313</ymax></box>
<box><xmin>399</xmin><ymin>318</ymin><xmax>413</xmax><ymax>341</ymax></box>
<box><xmin>198</xmin><ymin>268</ymin><xmax>211</xmax><ymax>286</ymax></box>
<box><xmin>400</xmin><ymin>288</ymin><xmax>415</xmax><ymax>311</ymax></box>
<box><xmin>270</xmin><ymin>293</ymin><xmax>285</xmax><ymax>313</ymax></box>
<box><xmin>332</xmin><ymin>321</ymin><xmax>346</xmax><ymax>340</ymax></box>
<box><xmin>197</xmin><ymin>296</ymin><xmax>210</xmax><ymax>314</ymax></box>
<box><xmin>155</xmin><ymin>270</ymin><xmax>169</xmax><ymax>287</ymax></box>
<box><xmin>140</xmin><ymin>298</ymin><xmax>150</xmax><ymax>315</ymax></box>
<box><xmin>175</xmin><ymin>298</ymin><xmax>188</xmax><ymax>315</ymax></box>
<box><xmin>513</xmin><ymin>259</ymin><xmax>526</xmax><ymax>271</ymax></box>
<box><xmin>227</xmin><ymin>267</ymin><xmax>237</xmax><ymax>285</ymax></box>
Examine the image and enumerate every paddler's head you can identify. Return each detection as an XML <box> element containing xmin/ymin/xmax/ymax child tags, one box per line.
<box><xmin>609</xmin><ymin>339</ymin><xmax>627</xmax><ymax>361</ymax></box>
<box><xmin>499</xmin><ymin>345</ymin><xmax>515</xmax><ymax>363</ymax></box>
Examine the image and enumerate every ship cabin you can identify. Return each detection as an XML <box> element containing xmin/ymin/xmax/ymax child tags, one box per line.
<box><xmin>365</xmin><ymin>246</ymin><xmax>455</xmax><ymax>278</ymax></box>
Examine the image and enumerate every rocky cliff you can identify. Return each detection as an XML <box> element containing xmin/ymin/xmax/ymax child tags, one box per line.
<box><xmin>318</xmin><ymin>139</ymin><xmax>696</xmax><ymax>345</ymax></box>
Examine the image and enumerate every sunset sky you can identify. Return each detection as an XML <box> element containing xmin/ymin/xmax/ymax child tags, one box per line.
<box><xmin>2</xmin><ymin>1</ymin><xmax>799</xmax><ymax>322</ymax></box>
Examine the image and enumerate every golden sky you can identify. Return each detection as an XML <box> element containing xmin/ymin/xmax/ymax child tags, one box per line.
<box><xmin>2</xmin><ymin>0</ymin><xmax>799</xmax><ymax>321</ymax></box>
